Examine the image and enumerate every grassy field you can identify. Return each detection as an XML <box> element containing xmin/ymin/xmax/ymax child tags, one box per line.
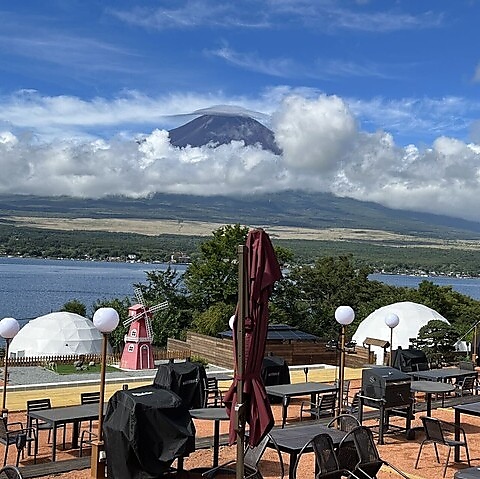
<box><xmin>8</xmin><ymin>215</ymin><xmax>480</xmax><ymax>252</ymax></box>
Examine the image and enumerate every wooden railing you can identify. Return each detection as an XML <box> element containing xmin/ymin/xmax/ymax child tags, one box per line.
<box><xmin>5</xmin><ymin>348</ymin><xmax>191</xmax><ymax>367</ymax></box>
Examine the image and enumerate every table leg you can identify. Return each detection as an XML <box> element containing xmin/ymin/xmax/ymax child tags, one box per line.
<box><xmin>213</xmin><ymin>419</ymin><xmax>220</xmax><ymax>468</ymax></box>
<box><xmin>455</xmin><ymin>409</ymin><xmax>461</xmax><ymax>462</ymax></box>
<box><xmin>378</xmin><ymin>404</ymin><xmax>384</xmax><ymax>445</ymax></box>
<box><xmin>72</xmin><ymin>420</ymin><xmax>80</xmax><ymax>449</ymax></box>
<box><xmin>426</xmin><ymin>393</ymin><xmax>432</xmax><ymax>417</ymax></box>
<box><xmin>52</xmin><ymin>425</ymin><xmax>57</xmax><ymax>462</ymax></box>
<box><xmin>288</xmin><ymin>452</ymin><xmax>297</xmax><ymax>479</ymax></box>
<box><xmin>281</xmin><ymin>396</ymin><xmax>290</xmax><ymax>428</ymax></box>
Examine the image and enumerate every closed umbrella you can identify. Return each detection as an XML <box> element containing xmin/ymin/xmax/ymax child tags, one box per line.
<box><xmin>224</xmin><ymin>228</ymin><xmax>283</xmax><ymax>455</ymax></box>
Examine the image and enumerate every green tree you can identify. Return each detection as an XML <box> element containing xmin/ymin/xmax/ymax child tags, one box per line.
<box><xmin>62</xmin><ymin>299</ymin><xmax>87</xmax><ymax>317</ymax></box>
<box><xmin>135</xmin><ymin>266</ymin><xmax>194</xmax><ymax>346</ymax></box>
<box><xmin>91</xmin><ymin>297</ymin><xmax>132</xmax><ymax>352</ymax></box>
<box><xmin>192</xmin><ymin>302</ymin><xmax>234</xmax><ymax>336</ymax></box>
<box><xmin>183</xmin><ymin>224</ymin><xmax>249</xmax><ymax>310</ymax></box>
<box><xmin>411</xmin><ymin>320</ymin><xmax>458</xmax><ymax>365</ymax></box>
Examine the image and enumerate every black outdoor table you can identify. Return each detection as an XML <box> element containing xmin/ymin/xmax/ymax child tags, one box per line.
<box><xmin>27</xmin><ymin>403</ymin><xmax>100</xmax><ymax>462</ymax></box>
<box><xmin>454</xmin><ymin>402</ymin><xmax>480</xmax><ymax>462</ymax></box>
<box><xmin>265</xmin><ymin>382</ymin><xmax>338</xmax><ymax>428</ymax></box>
<box><xmin>207</xmin><ymin>372</ymin><xmax>233</xmax><ymax>382</ymax></box>
<box><xmin>268</xmin><ymin>423</ymin><xmax>348</xmax><ymax>479</ymax></box>
<box><xmin>189</xmin><ymin>407</ymin><xmax>229</xmax><ymax>469</ymax></box>
<box><xmin>455</xmin><ymin>467</ymin><xmax>480</xmax><ymax>478</ymax></box>
<box><xmin>411</xmin><ymin>380</ymin><xmax>455</xmax><ymax>416</ymax></box>
<box><xmin>410</xmin><ymin>368</ymin><xmax>477</xmax><ymax>383</ymax></box>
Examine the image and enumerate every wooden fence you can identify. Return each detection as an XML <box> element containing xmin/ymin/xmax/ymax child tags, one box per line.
<box><xmin>171</xmin><ymin>332</ymin><xmax>373</xmax><ymax>370</ymax></box>
<box><xmin>4</xmin><ymin>348</ymin><xmax>191</xmax><ymax>368</ymax></box>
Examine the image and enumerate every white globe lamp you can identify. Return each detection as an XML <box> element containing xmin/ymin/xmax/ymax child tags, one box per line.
<box><xmin>334</xmin><ymin>306</ymin><xmax>355</xmax><ymax>415</ymax></box>
<box><xmin>385</xmin><ymin>313</ymin><xmax>400</xmax><ymax>366</ymax></box>
<box><xmin>0</xmin><ymin>317</ymin><xmax>20</xmax><ymax>416</ymax></box>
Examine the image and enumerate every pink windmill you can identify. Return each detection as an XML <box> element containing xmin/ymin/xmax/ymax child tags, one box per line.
<box><xmin>120</xmin><ymin>287</ymin><xmax>168</xmax><ymax>370</ymax></box>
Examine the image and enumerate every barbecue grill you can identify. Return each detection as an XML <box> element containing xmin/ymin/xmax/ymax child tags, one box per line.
<box><xmin>359</xmin><ymin>366</ymin><xmax>413</xmax><ymax>444</ymax></box>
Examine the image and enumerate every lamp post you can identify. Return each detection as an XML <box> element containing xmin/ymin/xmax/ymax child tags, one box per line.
<box><xmin>385</xmin><ymin>313</ymin><xmax>400</xmax><ymax>367</ymax></box>
<box><xmin>91</xmin><ymin>307</ymin><xmax>119</xmax><ymax>479</ymax></box>
<box><xmin>335</xmin><ymin>306</ymin><xmax>355</xmax><ymax>416</ymax></box>
<box><xmin>0</xmin><ymin>317</ymin><xmax>20</xmax><ymax>418</ymax></box>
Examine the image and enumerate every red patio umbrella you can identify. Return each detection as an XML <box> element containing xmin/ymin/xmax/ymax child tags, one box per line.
<box><xmin>224</xmin><ymin>228</ymin><xmax>283</xmax><ymax>454</ymax></box>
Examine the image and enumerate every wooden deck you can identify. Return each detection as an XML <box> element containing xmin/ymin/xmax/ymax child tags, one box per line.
<box><xmin>19</xmin><ymin>457</ymin><xmax>91</xmax><ymax>478</ymax></box>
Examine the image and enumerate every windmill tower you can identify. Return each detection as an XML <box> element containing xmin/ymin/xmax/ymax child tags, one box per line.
<box><xmin>120</xmin><ymin>287</ymin><xmax>168</xmax><ymax>370</ymax></box>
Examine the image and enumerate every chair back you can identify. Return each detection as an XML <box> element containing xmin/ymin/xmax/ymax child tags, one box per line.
<box><xmin>80</xmin><ymin>392</ymin><xmax>100</xmax><ymax>404</ymax></box>
<box><xmin>421</xmin><ymin>416</ymin><xmax>446</xmax><ymax>444</ymax></box>
<box><xmin>312</xmin><ymin>433</ymin><xmax>341</xmax><ymax>475</ymax></box>
<box><xmin>0</xmin><ymin>465</ymin><xmax>23</xmax><ymax>479</ymax></box>
<box><xmin>26</xmin><ymin>398</ymin><xmax>51</xmax><ymax>412</ymax></box>
<box><xmin>459</xmin><ymin>375</ymin><xmax>476</xmax><ymax>394</ymax></box>
<box><xmin>317</xmin><ymin>392</ymin><xmax>337</xmax><ymax>416</ymax></box>
<box><xmin>244</xmin><ymin>434</ymin><xmax>269</xmax><ymax>471</ymax></box>
<box><xmin>350</xmin><ymin>426</ymin><xmax>383</xmax><ymax>477</ymax></box>
<box><xmin>328</xmin><ymin>414</ymin><xmax>360</xmax><ymax>432</ymax></box>
<box><xmin>0</xmin><ymin>418</ymin><xmax>8</xmax><ymax>442</ymax></box>
<box><xmin>348</xmin><ymin>392</ymin><xmax>360</xmax><ymax>413</ymax></box>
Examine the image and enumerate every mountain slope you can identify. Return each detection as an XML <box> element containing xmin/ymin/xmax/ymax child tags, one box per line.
<box><xmin>168</xmin><ymin>114</ymin><xmax>282</xmax><ymax>154</ymax></box>
<box><xmin>1</xmin><ymin>191</ymin><xmax>480</xmax><ymax>240</ymax></box>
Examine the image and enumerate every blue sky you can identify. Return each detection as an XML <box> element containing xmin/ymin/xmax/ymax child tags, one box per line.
<box><xmin>1</xmin><ymin>1</ymin><xmax>480</xmax><ymax>222</ymax></box>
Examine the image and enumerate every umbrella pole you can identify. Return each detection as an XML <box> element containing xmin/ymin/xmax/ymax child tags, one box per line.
<box><xmin>236</xmin><ymin>245</ymin><xmax>247</xmax><ymax>479</ymax></box>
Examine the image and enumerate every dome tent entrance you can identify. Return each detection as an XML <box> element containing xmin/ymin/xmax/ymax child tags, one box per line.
<box><xmin>352</xmin><ymin>301</ymin><xmax>449</xmax><ymax>365</ymax></box>
<box><xmin>9</xmin><ymin>312</ymin><xmax>108</xmax><ymax>358</ymax></box>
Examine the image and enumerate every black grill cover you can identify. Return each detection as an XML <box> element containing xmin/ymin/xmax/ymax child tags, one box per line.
<box><xmin>261</xmin><ymin>356</ymin><xmax>291</xmax><ymax>386</ymax></box>
<box><xmin>153</xmin><ymin>361</ymin><xmax>207</xmax><ymax>409</ymax></box>
<box><xmin>104</xmin><ymin>385</ymin><xmax>195</xmax><ymax>479</ymax></box>
<box><xmin>392</xmin><ymin>348</ymin><xmax>428</xmax><ymax>372</ymax></box>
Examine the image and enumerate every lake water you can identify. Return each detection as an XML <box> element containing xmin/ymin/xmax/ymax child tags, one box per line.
<box><xmin>0</xmin><ymin>257</ymin><xmax>186</xmax><ymax>325</ymax></box>
<box><xmin>1</xmin><ymin>257</ymin><xmax>480</xmax><ymax>326</ymax></box>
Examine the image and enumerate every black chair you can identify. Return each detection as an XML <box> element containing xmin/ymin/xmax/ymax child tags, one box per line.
<box><xmin>202</xmin><ymin>433</ymin><xmax>284</xmax><ymax>479</ymax></box>
<box><xmin>26</xmin><ymin>398</ymin><xmax>65</xmax><ymax>448</ymax></box>
<box><xmin>455</xmin><ymin>376</ymin><xmax>476</xmax><ymax>397</ymax></box>
<box><xmin>79</xmin><ymin>429</ymin><xmax>98</xmax><ymax>457</ymax></box>
<box><xmin>203</xmin><ymin>377</ymin><xmax>223</xmax><ymax>408</ymax></box>
<box><xmin>292</xmin><ymin>433</ymin><xmax>361</xmax><ymax>479</ymax></box>
<box><xmin>0</xmin><ymin>418</ymin><xmax>36</xmax><ymax>467</ymax></box>
<box><xmin>333</xmin><ymin>379</ymin><xmax>351</xmax><ymax>408</ymax></box>
<box><xmin>327</xmin><ymin>414</ymin><xmax>360</xmax><ymax>433</ymax></box>
<box><xmin>345</xmin><ymin>392</ymin><xmax>360</xmax><ymax>414</ymax></box>
<box><xmin>0</xmin><ymin>465</ymin><xmax>24</xmax><ymax>479</ymax></box>
<box><xmin>350</xmin><ymin>426</ymin><xmax>410</xmax><ymax>478</ymax></box>
<box><xmin>300</xmin><ymin>392</ymin><xmax>337</xmax><ymax>421</ymax></box>
<box><xmin>415</xmin><ymin>415</ymin><xmax>471</xmax><ymax>477</ymax></box>
<box><xmin>80</xmin><ymin>391</ymin><xmax>100</xmax><ymax>432</ymax></box>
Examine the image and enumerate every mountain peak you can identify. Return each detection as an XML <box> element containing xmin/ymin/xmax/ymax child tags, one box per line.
<box><xmin>168</xmin><ymin>114</ymin><xmax>281</xmax><ymax>155</ymax></box>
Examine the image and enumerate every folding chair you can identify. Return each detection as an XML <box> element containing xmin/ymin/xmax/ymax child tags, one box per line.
<box><xmin>415</xmin><ymin>416</ymin><xmax>471</xmax><ymax>477</ymax></box>
<box><xmin>292</xmin><ymin>433</ymin><xmax>361</xmax><ymax>479</ymax></box>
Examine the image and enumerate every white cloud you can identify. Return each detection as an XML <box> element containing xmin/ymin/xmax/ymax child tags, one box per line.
<box><xmin>1</xmin><ymin>91</ymin><xmax>480</xmax><ymax>223</ymax></box>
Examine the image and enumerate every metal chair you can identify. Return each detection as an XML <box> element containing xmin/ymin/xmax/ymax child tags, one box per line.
<box><xmin>0</xmin><ymin>418</ymin><xmax>36</xmax><ymax>467</ymax></box>
<box><xmin>300</xmin><ymin>392</ymin><xmax>337</xmax><ymax>421</ymax></box>
<box><xmin>455</xmin><ymin>376</ymin><xmax>476</xmax><ymax>397</ymax></box>
<box><xmin>0</xmin><ymin>465</ymin><xmax>24</xmax><ymax>479</ymax></box>
<box><xmin>292</xmin><ymin>433</ymin><xmax>361</xmax><ymax>479</ymax></box>
<box><xmin>80</xmin><ymin>391</ymin><xmax>100</xmax><ymax>432</ymax></box>
<box><xmin>350</xmin><ymin>426</ymin><xmax>410</xmax><ymax>478</ymax></box>
<box><xmin>415</xmin><ymin>415</ymin><xmax>471</xmax><ymax>477</ymax></box>
<box><xmin>79</xmin><ymin>429</ymin><xmax>98</xmax><ymax>457</ymax></box>
<box><xmin>327</xmin><ymin>414</ymin><xmax>360</xmax><ymax>433</ymax></box>
<box><xmin>344</xmin><ymin>392</ymin><xmax>360</xmax><ymax>414</ymax></box>
<box><xmin>202</xmin><ymin>433</ymin><xmax>284</xmax><ymax>479</ymax></box>
<box><xmin>334</xmin><ymin>379</ymin><xmax>351</xmax><ymax>408</ymax></box>
<box><xmin>203</xmin><ymin>377</ymin><xmax>223</xmax><ymax>408</ymax></box>
<box><xmin>26</xmin><ymin>398</ymin><xmax>65</xmax><ymax>448</ymax></box>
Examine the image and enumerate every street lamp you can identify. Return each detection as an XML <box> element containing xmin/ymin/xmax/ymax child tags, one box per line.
<box><xmin>91</xmin><ymin>307</ymin><xmax>119</xmax><ymax>479</ymax></box>
<box><xmin>0</xmin><ymin>317</ymin><xmax>20</xmax><ymax>418</ymax></box>
<box><xmin>335</xmin><ymin>306</ymin><xmax>355</xmax><ymax>416</ymax></box>
<box><xmin>385</xmin><ymin>313</ymin><xmax>400</xmax><ymax>367</ymax></box>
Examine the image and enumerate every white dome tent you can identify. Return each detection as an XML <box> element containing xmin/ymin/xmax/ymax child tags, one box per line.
<box><xmin>9</xmin><ymin>312</ymin><xmax>109</xmax><ymax>358</ymax></box>
<box><xmin>352</xmin><ymin>301</ymin><xmax>450</xmax><ymax>365</ymax></box>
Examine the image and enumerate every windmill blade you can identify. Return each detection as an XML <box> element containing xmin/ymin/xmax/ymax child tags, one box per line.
<box><xmin>148</xmin><ymin>301</ymin><xmax>169</xmax><ymax>314</ymax></box>
<box><xmin>134</xmin><ymin>286</ymin><xmax>146</xmax><ymax>306</ymax></box>
<box><xmin>123</xmin><ymin>309</ymin><xmax>147</xmax><ymax>326</ymax></box>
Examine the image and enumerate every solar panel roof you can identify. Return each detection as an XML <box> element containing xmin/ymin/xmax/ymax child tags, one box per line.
<box><xmin>218</xmin><ymin>323</ymin><xmax>319</xmax><ymax>341</ymax></box>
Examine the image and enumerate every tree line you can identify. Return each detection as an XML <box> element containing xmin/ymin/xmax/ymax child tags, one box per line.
<box><xmin>62</xmin><ymin>224</ymin><xmax>480</xmax><ymax>363</ymax></box>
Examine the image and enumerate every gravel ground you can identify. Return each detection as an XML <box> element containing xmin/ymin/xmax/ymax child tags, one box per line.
<box><xmin>6</xmin><ymin>363</ymin><xmax>229</xmax><ymax>386</ymax></box>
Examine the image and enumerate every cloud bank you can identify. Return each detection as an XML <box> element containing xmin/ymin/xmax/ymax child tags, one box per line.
<box><xmin>1</xmin><ymin>91</ymin><xmax>480</xmax><ymax>223</ymax></box>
